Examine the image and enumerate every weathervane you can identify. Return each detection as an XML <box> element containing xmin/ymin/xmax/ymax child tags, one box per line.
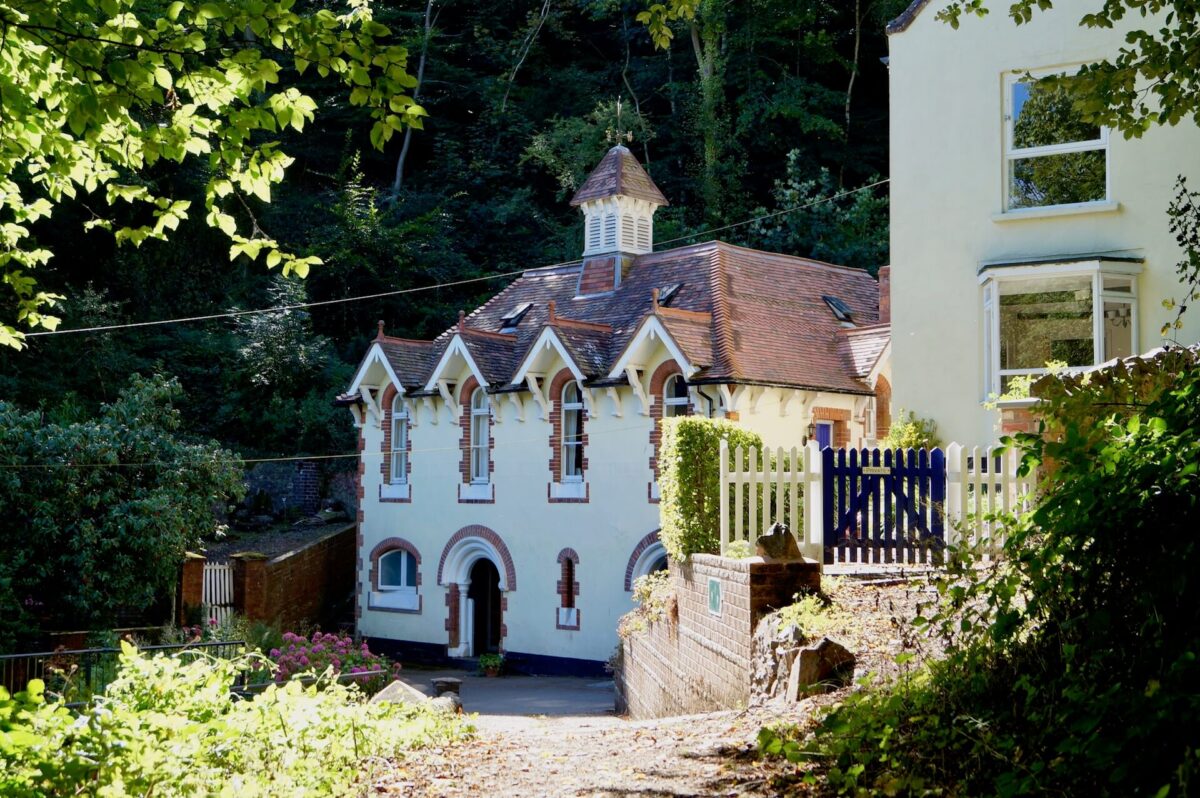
<box><xmin>608</xmin><ymin>96</ymin><xmax>634</xmax><ymax>144</ymax></box>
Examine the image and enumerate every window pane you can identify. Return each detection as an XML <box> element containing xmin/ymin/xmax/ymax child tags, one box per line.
<box><xmin>999</xmin><ymin>276</ymin><xmax>1094</xmax><ymax>369</ymax></box>
<box><xmin>405</xmin><ymin>552</ymin><xmax>417</xmax><ymax>587</ymax></box>
<box><xmin>1009</xmin><ymin>150</ymin><xmax>1106</xmax><ymax>209</ymax></box>
<box><xmin>1012</xmin><ymin>79</ymin><xmax>1101</xmax><ymax>150</ymax></box>
<box><xmin>1103</xmin><ymin>300</ymin><xmax>1134</xmax><ymax>360</ymax></box>
<box><xmin>380</xmin><ymin>552</ymin><xmax>406</xmax><ymax>587</ymax></box>
<box><xmin>1102</xmin><ymin>275</ymin><xmax>1134</xmax><ymax>293</ymax></box>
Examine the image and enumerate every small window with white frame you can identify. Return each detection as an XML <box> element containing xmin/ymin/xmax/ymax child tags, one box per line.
<box><xmin>1004</xmin><ymin>70</ymin><xmax>1108</xmax><ymax>211</ymax></box>
<box><xmin>663</xmin><ymin>374</ymin><xmax>690</xmax><ymax>417</ymax></box>
<box><xmin>470</xmin><ymin>387</ymin><xmax>490</xmax><ymax>483</ymax></box>
<box><xmin>390</xmin><ymin>396</ymin><xmax>409</xmax><ymax>484</ymax></box>
<box><xmin>561</xmin><ymin>381</ymin><xmax>585</xmax><ymax>482</ymax></box>
<box><xmin>982</xmin><ymin>262</ymin><xmax>1137</xmax><ymax>397</ymax></box>
<box><xmin>371</xmin><ymin>547</ymin><xmax>420</xmax><ymax>612</ymax></box>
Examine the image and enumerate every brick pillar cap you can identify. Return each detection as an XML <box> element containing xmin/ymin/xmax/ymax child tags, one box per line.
<box><xmin>231</xmin><ymin>551</ymin><xmax>270</xmax><ymax>561</ymax></box>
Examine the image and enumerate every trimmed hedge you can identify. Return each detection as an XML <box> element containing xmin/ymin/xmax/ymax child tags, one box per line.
<box><xmin>658</xmin><ymin>417</ymin><xmax>763</xmax><ymax>560</ymax></box>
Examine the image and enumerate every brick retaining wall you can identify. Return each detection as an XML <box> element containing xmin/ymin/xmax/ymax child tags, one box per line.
<box><xmin>616</xmin><ymin>554</ymin><xmax>819</xmax><ymax>719</ymax></box>
<box><xmin>232</xmin><ymin>524</ymin><xmax>356</xmax><ymax>630</ymax></box>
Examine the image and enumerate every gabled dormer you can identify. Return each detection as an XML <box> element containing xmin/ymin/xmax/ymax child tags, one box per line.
<box><xmin>570</xmin><ymin>145</ymin><xmax>668</xmax><ymax>297</ymax></box>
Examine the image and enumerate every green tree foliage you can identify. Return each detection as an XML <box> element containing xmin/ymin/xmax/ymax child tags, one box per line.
<box><xmin>939</xmin><ymin>0</ymin><xmax>1200</xmax><ymax>137</ymax></box>
<box><xmin>0</xmin><ymin>643</ymin><xmax>471</xmax><ymax>796</ymax></box>
<box><xmin>0</xmin><ymin>0</ymin><xmax>424</xmax><ymax>348</ymax></box>
<box><xmin>879</xmin><ymin>409</ymin><xmax>941</xmax><ymax>450</ymax></box>
<box><xmin>0</xmin><ymin>375</ymin><xmax>244</xmax><ymax>649</ymax></box>
<box><xmin>790</xmin><ymin>345</ymin><xmax>1200</xmax><ymax>796</ymax></box>
<box><xmin>658</xmin><ymin>417</ymin><xmax>762</xmax><ymax>560</ymax></box>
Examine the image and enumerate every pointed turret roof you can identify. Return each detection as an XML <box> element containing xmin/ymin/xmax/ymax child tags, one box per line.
<box><xmin>569</xmin><ymin>145</ymin><xmax>669</xmax><ymax>207</ymax></box>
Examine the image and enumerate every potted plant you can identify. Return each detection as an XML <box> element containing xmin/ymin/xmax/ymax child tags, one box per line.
<box><xmin>478</xmin><ymin>653</ymin><xmax>504</xmax><ymax>677</ymax></box>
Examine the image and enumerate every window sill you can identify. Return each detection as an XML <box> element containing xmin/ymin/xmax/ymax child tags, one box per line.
<box><xmin>458</xmin><ymin>482</ymin><xmax>494</xmax><ymax>503</ymax></box>
<box><xmin>989</xmin><ymin>397</ymin><xmax>1041</xmax><ymax>410</ymax></box>
<box><xmin>368</xmin><ymin>590</ymin><xmax>420</xmax><ymax>613</ymax></box>
<box><xmin>380</xmin><ymin>482</ymin><xmax>410</xmax><ymax>501</ymax></box>
<box><xmin>992</xmin><ymin>200</ymin><xmax>1120</xmax><ymax>223</ymax></box>
<box><xmin>556</xmin><ymin>607</ymin><xmax>580</xmax><ymax>630</ymax></box>
<box><xmin>549</xmin><ymin>481</ymin><xmax>588</xmax><ymax>502</ymax></box>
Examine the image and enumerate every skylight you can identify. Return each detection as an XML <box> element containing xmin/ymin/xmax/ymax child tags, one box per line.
<box><xmin>499</xmin><ymin>302</ymin><xmax>533</xmax><ymax>332</ymax></box>
<box><xmin>822</xmin><ymin>295</ymin><xmax>854</xmax><ymax>324</ymax></box>
<box><xmin>658</xmin><ymin>283</ymin><xmax>682</xmax><ymax>307</ymax></box>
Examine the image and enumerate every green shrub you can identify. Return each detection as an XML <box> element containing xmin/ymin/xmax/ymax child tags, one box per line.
<box><xmin>659</xmin><ymin>417</ymin><xmax>763</xmax><ymax>560</ymax></box>
<box><xmin>0</xmin><ymin>642</ymin><xmax>471</xmax><ymax>797</ymax></box>
<box><xmin>618</xmin><ymin>570</ymin><xmax>675</xmax><ymax>638</ymax></box>
<box><xmin>782</xmin><ymin>346</ymin><xmax>1200</xmax><ymax>797</ymax></box>
<box><xmin>879</xmin><ymin>408</ymin><xmax>942</xmax><ymax>450</ymax></box>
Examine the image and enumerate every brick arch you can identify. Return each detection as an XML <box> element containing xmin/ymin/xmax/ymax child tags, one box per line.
<box><xmin>874</xmin><ymin>375</ymin><xmax>892</xmax><ymax>439</ymax></box>
<box><xmin>624</xmin><ymin>530</ymin><xmax>665</xmax><ymax>591</ymax></box>
<box><xmin>556</xmin><ymin>547</ymin><xmax>580</xmax><ymax>565</ymax></box>
<box><xmin>368</xmin><ymin>537</ymin><xmax>422</xmax><ymax>591</ymax></box>
<box><xmin>437</xmin><ymin>524</ymin><xmax>517</xmax><ymax>590</ymax></box>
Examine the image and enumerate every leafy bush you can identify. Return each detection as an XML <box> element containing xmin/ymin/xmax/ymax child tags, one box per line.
<box><xmin>659</xmin><ymin>417</ymin><xmax>763</xmax><ymax>560</ymax></box>
<box><xmin>787</xmin><ymin>346</ymin><xmax>1200</xmax><ymax>796</ymax></box>
<box><xmin>0</xmin><ymin>375</ymin><xmax>244</xmax><ymax>648</ymax></box>
<box><xmin>879</xmin><ymin>409</ymin><xmax>942</xmax><ymax>450</ymax></box>
<box><xmin>0</xmin><ymin>643</ymin><xmax>471</xmax><ymax>797</ymax></box>
<box><xmin>268</xmin><ymin>631</ymin><xmax>402</xmax><ymax>695</ymax></box>
<box><xmin>618</xmin><ymin>570</ymin><xmax>676</xmax><ymax>639</ymax></box>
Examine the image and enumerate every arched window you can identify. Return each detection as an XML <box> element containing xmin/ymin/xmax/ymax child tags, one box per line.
<box><xmin>663</xmin><ymin>374</ymin><xmax>690</xmax><ymax>418</ymax></box>
<box><xmin>561</xmin><ymin>381</ymin><xmax>585</xmax><ymax>481</ymax></box>
<box><xmin>470</xmin><ymin>387</ymin><xmax>490</xmax><ymax>483</ymax></box>
<box><xmin>379</xmin><ymin>549</ymin><xmax>417</xmax><ymax>593</ymax></box>
<box><xmin>390</xmin><ymin>396</ymin><xmax>409</xmax><ymax>484</ymax></box>
<box><xmin>562</xmin><ymin>559</ymin><xmax>576</xmax><ymax>610</ymax></box>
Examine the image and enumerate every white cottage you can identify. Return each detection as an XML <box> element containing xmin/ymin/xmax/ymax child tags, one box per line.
<box><xmin>341</xmin><ymin>146</ymin><xmax>891</xmax><ymax>674</ymax></box>
<box><xmin>887</xmin><ymin>0</ymin><xmax>1200</xmax><ymax>442</ymax></box>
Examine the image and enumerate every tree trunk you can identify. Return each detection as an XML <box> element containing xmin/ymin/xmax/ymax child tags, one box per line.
<box><xmin>393</xmin><ymin>0</ymin><xmax>435</xmax><ymax>195</ymax></box>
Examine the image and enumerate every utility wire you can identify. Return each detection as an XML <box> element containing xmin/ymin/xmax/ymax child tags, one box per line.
<box><xmin>24</xmin><ymin>179</ymin><xmax>890</xmax><ymax>339</ymax></box>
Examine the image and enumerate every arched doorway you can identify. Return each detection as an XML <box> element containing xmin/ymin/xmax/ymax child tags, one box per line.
<box><xmin>468</xmin><ymin>559</ymin><xmax>502</xmax><ymax>655</ymax></box>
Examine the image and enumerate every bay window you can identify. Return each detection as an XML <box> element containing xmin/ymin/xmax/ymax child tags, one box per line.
<box><xmin>982</xmin><ymin>261</ymin><xmax>1138</xmax><ymax>397</ymax></box>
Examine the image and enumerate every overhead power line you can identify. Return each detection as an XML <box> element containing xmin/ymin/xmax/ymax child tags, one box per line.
<box><xmin>24</xmin><ymin>178</ymin><xmax>890</xmax><ymax>339</ymax></box>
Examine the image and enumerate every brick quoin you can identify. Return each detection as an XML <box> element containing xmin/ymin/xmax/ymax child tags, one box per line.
<box><xmin>647</xmin><ymin>361</ymin><xmax>686</xmax><ymax>499</ymax></box>
<box><xmin>445</xmin><ymin>585</ymin><xmax>460</xmax><ymax>648</ymax></box>
<box><xmin>354</xmin><ymin>426</ymin><xmax>366</xmax><ymax>623</ymax></box>
<box><xmin>436</xmin><ymin>524</ymin><xmax>517</xmax><ymax>590</ymax></box>
<box><xmin>813</xmin><ymin>406</ymin><xmax>852</xmax><ymax>448</ymax></box>
<box><xmin>547</xmin><ymin>367</ymin><xmax>590</xmax><ymax>502</ymax></box>
<box><xmin>624</xmin><ymin>530</ymin><xmax>661</xmax><ymax>591</ymax></box>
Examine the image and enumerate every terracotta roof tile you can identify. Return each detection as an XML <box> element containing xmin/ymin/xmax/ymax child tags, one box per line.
<box><xmin>569</xmin><ymin>145</ymin><xmax>669</xmax><ymax>207</ymax></box>
<box><xmin>370</xmin><ymin>240</ymin><xmax>885</xmax><ymax>397</ymax></box>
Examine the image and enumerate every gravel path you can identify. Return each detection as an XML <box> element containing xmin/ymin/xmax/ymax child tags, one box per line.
<box><xmin>371</xmin><ymin>579</ymin><xmax>940</xmax><ymax>797</ymax></box>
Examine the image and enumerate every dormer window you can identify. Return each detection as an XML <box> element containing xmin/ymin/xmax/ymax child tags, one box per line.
<box><xmin>822</xmin><ymin>295</ymin><xmax>855</xmax><ymax>325</ymax></box>
<box><xmin>469</xmin><ymin>387</ymin><xmax>491</xmax><ymax>484</ymax></box>
<box><xmin>663</xmin><ymin>374</ymin><xmax>690</xmax><ymax>417</ymax></box>
<box><xmin>658</xmin><ymin>283</ymin><xmax>682</xmax><ymax>307</ymax></box>
<box><xmin>499</xmin><ymin>302</ymin><xmax>532</xmax><ymax>333</ymax></box>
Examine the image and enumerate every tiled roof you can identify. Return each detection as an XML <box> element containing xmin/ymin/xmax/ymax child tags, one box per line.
<box><xmin>886</xmin><ymin>0</ymin><xmax>932</xmax><ymax>33</ymax></box>
<box><xmin>376</xmin><ymin>337</ymin><xmax>435</xmax><ymax>388</ymax></box>
<box><xmin>569</xmin><ymin>145</ymin><xmax>669</xmax><ymax>207</ymax></box>
<box><xmin>839</xmin><ymin>323</ymin><xmax>891</xmax><ymax>379</ymax></box>
<box><xmin>372</xmin><ymin>240</ymin><xmax>885</xmax><ymax>397</ymax></box>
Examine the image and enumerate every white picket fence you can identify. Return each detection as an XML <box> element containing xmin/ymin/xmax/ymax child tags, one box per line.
<box><xmin>718</xmin><ymin>440</ymin><xmax>1037</xmax><ymax>562</ymax></box>
<box><xmin>202</xmin><ymin>562</ymin><xmax>234</xmax><ymax>625</ymax></box>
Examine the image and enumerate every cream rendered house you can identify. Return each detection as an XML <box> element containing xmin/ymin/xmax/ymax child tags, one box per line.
<box><xmin>340</xmin><ymin>146</ymin><xmax>891</xmax><ymax>674</ymax></box>
<box><xmin>887</xmin><ymin>0</ymin><xmax>1200</xmax><ymax>443</ymax></box>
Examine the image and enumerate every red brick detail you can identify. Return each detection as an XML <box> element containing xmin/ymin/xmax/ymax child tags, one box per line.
<box><xmin>648</xmin><ymin>361</ymin><xmax>686</xmax><ymax>485</ymax></box>
<box><xmin>624</xmin><ymin>530</ymin><xmax>661</xmax><ymax>591</ymax></box>
<box><xmin>813</xmin><ymin>406</ymin><xmax>852</xmax><ymax>448</ymax></box>
<box><xmin>354</xmin><ymin>426</ymin><xmax>366</xmax><ymax>627</ymax></box>
<box><xmin>547</xmin><ymin>367</ymin><xmax>588</xmax><ymax>484</ymax></box>
<box><xmin>367</xmin><ymin>537</ymin><xmax>422</xmax><ymax>591</ymax></box>
<box><xmin>445</xmin><ymin>584</ymin><xmax>460</xmax><ymax>648</ymax></box>
<box><xmin>179</xmin><ymin>554</ymin><xmax>205</xmax><ymax>624</ymax></box>
<box><xmin>458</xmin><ymin>377</ymin><xmax>495</xmax><ymax>500</ymax></box>
<box><xmin>578</xmin><ymin>255</ymin><xmax>617</xmax><ymax>296</ymax></box>
<box><xmin>555</xmin><ymin>548</ymin><xmax>581</xmax><ymax>628</ymax></box>
<box><xmin>874</xmin><ymin>375</ymin><xmax>892</xmax><ymax>439</ymax></box>
<box><xmin>1000</xmin><ymin>405</ymin><xmax>1040</xmax><ymax>436</ymax></box>
<box><xmin>230</xmin><ymin>526</ymin><xmax>357</xmax><ymax>629</ymax></box>
<box><xmin>379</xmin><ymin>384</ymin><xmax>412</xmax><ymax>502</ymax></box>
<box><xmin>435</xmin><ymin>524</ymin><xmax>518</xmax><ymax>591</ymax></box>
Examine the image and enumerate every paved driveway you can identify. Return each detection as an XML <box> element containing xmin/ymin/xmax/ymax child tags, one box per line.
<box><xmin>400</xmin><ymin>667</ymin><xmax>617</xmax><ymax>731</ymax></box>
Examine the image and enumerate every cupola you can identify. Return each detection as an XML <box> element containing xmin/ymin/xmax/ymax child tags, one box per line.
<box><xmin>570</xmin><ymin>145</ymin><xmax>668</xmax><ymax>296</ymax></box>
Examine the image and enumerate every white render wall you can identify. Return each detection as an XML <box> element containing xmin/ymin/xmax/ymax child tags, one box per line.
<box><xmin>356</xmin><ymin>346</ymin><xmax>874</xmax><ymax>665</ymax></box>
<box><xmin>888</xmin><ymin>2</ymin><xmax>1200</xmax><ymax>443</ymax></box>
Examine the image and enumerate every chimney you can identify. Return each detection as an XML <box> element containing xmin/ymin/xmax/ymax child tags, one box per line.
<box><xmin>877</xmin><ymin>265</ymin><xmax>891</xmax><ymax>324</ymax></box>
<box><xmin>569</xmin><ymin>145</ymin><xmax>668</xmax><ymax>297</ymax></box>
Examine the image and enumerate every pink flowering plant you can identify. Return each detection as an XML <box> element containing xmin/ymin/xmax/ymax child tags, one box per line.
<box><xmin>268</xmin><ymin>631</ymin><xmax>402</xmax><ymax>694</ymax></box>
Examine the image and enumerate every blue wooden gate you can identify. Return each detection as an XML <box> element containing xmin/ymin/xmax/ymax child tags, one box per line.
<box><xmin>822</xmin><ymin>447</ymin><xmax>946</xmax><ymax>564</ymax></box>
